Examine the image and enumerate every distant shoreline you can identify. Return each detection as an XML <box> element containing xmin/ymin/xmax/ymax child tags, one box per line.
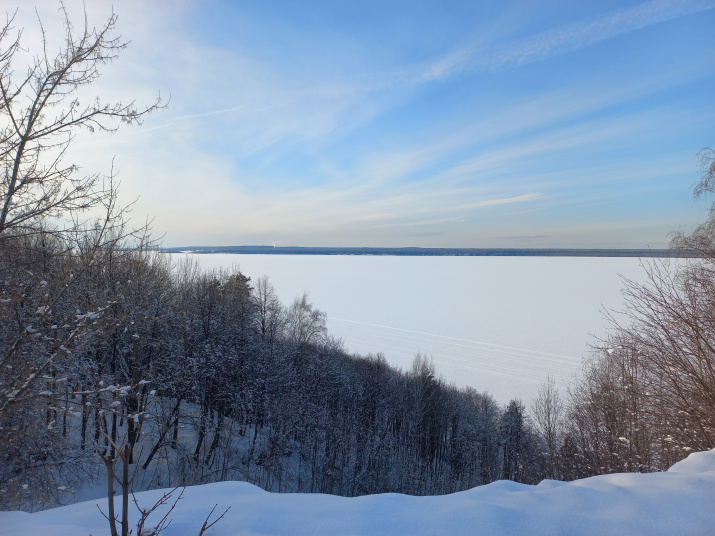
<box><xmin>162</xmin><ymin>246</ymin><xmax>696</xmax><ymax>258</ymax></box>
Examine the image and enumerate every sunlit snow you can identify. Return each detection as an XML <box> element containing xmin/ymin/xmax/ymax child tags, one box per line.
<box><xmin>2</xmin><ymin>449</ymin><xmax>714</xmax><ymax>536</ymax></box>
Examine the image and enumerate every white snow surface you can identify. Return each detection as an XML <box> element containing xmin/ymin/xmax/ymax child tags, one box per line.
<box><xmin>172</xmin><ymin>254</ymin><xmax>659</xmax><ymax>402</ymax></box>
<box><xmin>3</xmin><ymin>449</ymin><xmax>714</xmax><ymax>536</ymax></box>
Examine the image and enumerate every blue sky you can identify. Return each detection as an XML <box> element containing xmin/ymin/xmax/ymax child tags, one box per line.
<box><xmin>16</xmin><ymin>0</ymin><xmax>715</xmax><ymax>247</ymax></box>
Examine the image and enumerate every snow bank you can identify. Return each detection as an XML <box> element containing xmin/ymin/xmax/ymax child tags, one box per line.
<box><xmin>3</xmin><ymin>449</ymin><xmax>715</xmax><ymax>536</ymax></box>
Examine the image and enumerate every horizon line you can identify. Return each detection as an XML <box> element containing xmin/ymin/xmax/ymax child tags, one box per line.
<box><xmin>159</xmin><ymin>245</ymin><xmax>695</xmax><ymax>258</ymax></box>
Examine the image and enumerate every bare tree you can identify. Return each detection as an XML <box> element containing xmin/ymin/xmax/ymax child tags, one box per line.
<box><xmin>0</xmin><ymin>6</ymin><xmax>162</xmax><ymax>240</ymax></box>
<box><xmin>253</xmin><ymin>275</ymin><xmax>284</xmax><ymax>343</ymax></box>
<box><xmin>671</xmin><ymin>147</ymin><xmax>715</xmax><ymax>257</ymax></box>
<box><xmin>531</xmin><ymin>375</ymin><xmax>563</xmax><ymax>479</ymax></box>
<box><xmin>285</xmin><ymin>293</ymin><xmax>326</xmax><ymax>347</ymax></box>
<box><xmin>615</xmin><ymin>255</ymin><xmax>715</xmax><ymax>452</ymax></box>
<box><xmin>561</xmin><ymin>149</ymin><xmax>715</xmax><ymax>477</ymax></box>
<box><xmin>565</xmin><ymin>342</ymin><xmax>657</xmax><ymax>476</ymax></box>
<box><xmin>0</xmin><ymin>3</ymin><xmax>163</xmax><ymax>411</ymax></box>
<box><xmin>0</xmin><ymin>4</ymin><xmax>163</xmax><ymax>509</ymax></box>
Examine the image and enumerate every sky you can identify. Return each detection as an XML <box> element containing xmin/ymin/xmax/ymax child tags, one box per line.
<box><xmin>8</xmin><ymin>0</ymin><xmax>715</xmax><ymax>248</ymax></box>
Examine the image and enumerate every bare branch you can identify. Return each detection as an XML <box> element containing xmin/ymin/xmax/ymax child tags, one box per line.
<box><xmin>199</xmin><ymin>504</ymin><xmax>231</xmax><ymax>536</ymax></box>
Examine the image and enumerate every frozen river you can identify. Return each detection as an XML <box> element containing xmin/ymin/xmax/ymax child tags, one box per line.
<box><xmin>168</xmin><ymin>253</ymin><xmax>653</xmax><ymax>403</ymax></box>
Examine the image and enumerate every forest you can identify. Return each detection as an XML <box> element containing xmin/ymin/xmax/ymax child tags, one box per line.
<box><xmin>1</xmin><ymin>5</ymin><xmax>714</xmax><ymax>518</ymax></box>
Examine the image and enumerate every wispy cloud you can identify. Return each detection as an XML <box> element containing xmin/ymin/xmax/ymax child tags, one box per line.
<box><xmin>13</xmin><ymin>0</ymin><xmax>709</xmax><ymax>248</ymax></box>
<box><xmin>501</xmin><ymin>235</ymin><xmax>550</xmax><ymax>240</ymax></box>
<box><xmin>458</xmin><ymin>193</ymin><xmax>543</xmax><ymax>210</ymax></box>
<box><xmin>134</xmin><ymin>0</ymin><xmax>715</xmax><ymax>153</ymax></box>
<box><xmin>418</xmin><ymin>0</ymin><xmax>715</xmax><ymax>79</ymax></box>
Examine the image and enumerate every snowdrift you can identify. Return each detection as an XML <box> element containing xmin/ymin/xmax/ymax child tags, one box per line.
<box><xmin>2</xmin><ymin>449</ymin><xmax>715</xmax><ymax>536</ymax></box>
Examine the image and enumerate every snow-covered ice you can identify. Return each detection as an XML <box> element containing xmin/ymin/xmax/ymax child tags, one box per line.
<box><xmin>2</xmin><ymin>449</ymin><xmax>714</xmax><ymax>536</ymax></box>
<box><xmin>172</xmin><ymin>253</ymin><xmax>656</xmax><ymax>402</ymax></box>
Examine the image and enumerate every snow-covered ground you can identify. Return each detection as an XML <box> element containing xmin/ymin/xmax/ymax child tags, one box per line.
<box><xmin>171</xmin><ymin>254</ymin><xmax>656</xmax><ymax>402</ymax></box>
<box><xmin>3</xmin><ymin>449</ymin><xmax>714</xmax><ymax>536</ymax></box>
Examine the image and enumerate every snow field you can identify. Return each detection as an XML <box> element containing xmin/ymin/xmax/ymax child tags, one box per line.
<box><xmin>3</xmin><ymin>448</ymin><xmax>714</xmax><ymax>536</ymax></box>
<box><xmin>175</xmin><ymin>254</ymin><xmax>655</xmax><ymax>402</ymax></box>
